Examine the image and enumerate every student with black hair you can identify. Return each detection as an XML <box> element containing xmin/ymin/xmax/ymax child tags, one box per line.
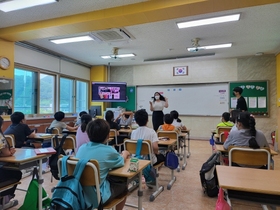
<box><xmin>233</xmin><ymin>86</ymin><xmax>248</xmax><ymax>111</ymax></box>
<box><xmin>170</xmin><ymin>110</ymin><xmax>187</xmax><ymax>130</ymax></box>
<box><xmin>49</xmin><ymin>111</ymin><xmax>78</xmax><ymax>133</ymax></box>
<box><xmin>149</xmin><ymin>92</ymin><xmax>168</xmax><ymax>131</ymax></box>
<box><xmin>0</xmin><ymin>116</ymin><xmax>22</xmax><ymax>207</ymax></box>
<box><xmin>75</xmin><ymin>114</ymin><xmax>92</xmax><ymax>152</ymax></box>
<box><xmin>4</xmin><ymin>111</ymin><xmax>36</xmax><ymax>148</ymax></box>
<box><xmin>76</xmin><ymin>119</ymin><xmax>130</xmax><ymax>210</ymax></box>
<box><xmin>229</xmin><ymin>109</ymin><xmax>240</xmax><ymax>132</ymax></box>
<box><xmin>74</xmin><ymin>111</ymin><xmax>88</xmax><ymax>126</ymax></box>
<box><xmin>216</xmin><ymin>112</ymin><xmax>234</xmax><ymax>133</ymax></box>
<box><xmin>223</xmin><ymin>112</ymin><xmax>268</xmax><ymax>150</ymax></box>
<box><xmin>131</xmin><ymin>109</ymin><xmax>165</xmax><ymax>167</ymax></box>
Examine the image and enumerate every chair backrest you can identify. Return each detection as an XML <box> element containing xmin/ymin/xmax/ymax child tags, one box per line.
<box><xmin>46</xmin><ymin>127</ymin><xmax>60</xmax><ymax>134</ymax></box>
<box><xmin>4</xmin><ymin>134</ymin><xmax>15</xmax><ymax>148</ymax></box>
<box><xmin>52</xmin><ymin>135</ymin><xmax>76</xmax><ymax>150</ymax></box>
<box><xmin>109</xmin><ymin>129</ymin><xmax>118</xmax><ymax>144</ymax></box>
<box><xmin>228</xmin><ymin>146</ymin><xmax>271</xmax><ymax>169</ymax></box>
<box><xmin>217</xmin><ymin>127</ymin><xmax>231</xmax><ymax>135</ymax></box>
<box><xmin>57</xmin><ymin>156</ymin><xmax>102</xmax><ymax>203</ymax></box>
<box><xmin>157</xmin><ymin>130</ymin><xmax>178</xmax><ymax>140</ymax></box>
<box><xmin>219</xmin><ymin>132</ymin><xmax>229</xmax><ymax>143</ymax></box>
<box><xmin>124</xmin><ymin>139</ymin><xmax>153</xmax><ymax>166</ymax></box>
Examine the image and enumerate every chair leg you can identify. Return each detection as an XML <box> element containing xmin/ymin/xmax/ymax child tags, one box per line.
<box><xmin>149</xmin><ymin>168</ymin><xmax>164</xmax><ymax>202</ymax></box>
<box><xmin>167</xmin><ymin>169</ymin><xmax>176</xmax><ymax>190</ymax></box>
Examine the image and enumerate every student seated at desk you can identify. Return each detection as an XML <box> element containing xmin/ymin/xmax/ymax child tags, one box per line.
<box><xmin>229</xmin><ymin>109</ymin><xmax>240</xmax><ymax>133</ymax></box>
<box><xmin>158</xmin><ymin>114</ymin><xmax>180</xmax><ymax>133</ymax></box>
<box><xmin>49</xmin><ymin>111</ymin><xmax>78</xmax><ymax>134</ymax></box>
<box><xmin>4</xmin><ymin>112</ymin><xmax>36</xmax><ymax>148</ymax></box>
<box><xmin>76</xmin><ymin>114</ymin><xmax>92</xmax><ymax>152</ymax></box>
<box><xmin>115</xmin><ymin>111</ymin><xmax>133</xmax><ymax>127</ymax></box>
<box><xmin>105</xmin><ymin>110</ymin><xmax>123</xmax><ymax>149</ymax></box>
<box><xmin>0</xmin><ymin>116</ymin><xmax>22</xmax><ymax>205</ymax></box>
<box><xmin>74</xmin><ymin>111</ymin><xmax>87</xmax><ymax>127</ymax></box>
<box><xmin>76</xmin><ymin>119</ymin><xmax>130</xmax><ymax>210</ymax></box>
<box><xmin>223</xmin><ymin>112</ymin><xmax>269</xmax><ymax>150</ymax></box>
<box><xmin>131</xmin><ymin>109</ymin><xmax>165</xmax><ymax>166</ymax></box>
<box><xmin>216</xmin><ymin>112</ymin><xmax>234</xmax><ymax>133</ymax></box>
<box><xmin>170</xmin><ymin>110</ymin><xmax>187</xmax><ymax>130</ymax></box>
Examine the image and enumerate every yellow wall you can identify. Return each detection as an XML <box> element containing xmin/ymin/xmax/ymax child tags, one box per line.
<box><xmin>0</xmin><ymin>39</ymin><xmax>14</xmax><ymax>79</ymax></box>
<box><xmin>90</xmin><ymin>65</ymin><xmax>109</xmax><ymax>117</ymax></box>
<box><xmin>277</xmin><ymin>53</ymin><xmax>280</xmax><ymax>150</ymax></box>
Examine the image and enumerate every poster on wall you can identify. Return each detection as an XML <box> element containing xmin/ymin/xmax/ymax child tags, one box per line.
<box><xmin>0</xmin><ymin>89</ymin><xmax>12</xmax><ymax>115</ymax></box>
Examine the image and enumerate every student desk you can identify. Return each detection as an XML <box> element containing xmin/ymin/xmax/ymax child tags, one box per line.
<box><xmin>109</xmin><ymin>159</ymin><xmax>150</xmax><ymax>210</ymax></box>
<box><xmin>28</xmin><ymin>133</ymin><xmax>54</xmax><ymax>147</ymax></box>
<box><xmin>181</xmin><ymin>129</ymin><xmax>191</xmax><ymax>158</ymax></box>
<box><xmin>62</xmin><ymin>129</ymin><xmax>77</xmax><ymax>135</ymax></box>
<box><xmin>216</xmin><ymin>165</ymin><xmax>280</xmax><ymax>207</ymax></box>
<box><xmin>0</xmin><ymin>149</ymin><xmax>50</xmax><ymax>210</ymax></box>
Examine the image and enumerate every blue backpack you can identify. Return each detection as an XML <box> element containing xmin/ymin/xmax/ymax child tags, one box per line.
<box><xmin>164</xmin><ymin>150</ymin><xmax>179</xmax><ymax>170</ymax></box>
<box><xmin>135</xmin><ymin>139</ymin><xmax>156</xmax><ymax>183</ymax></box>
<box><xmin>50</xmin><ymin>156</ymin><xmax>92</xmax><ymax>210</ymax></box>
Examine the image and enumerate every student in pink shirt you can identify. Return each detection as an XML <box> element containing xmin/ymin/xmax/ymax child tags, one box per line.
<box><xmin>76</xmin><ymin>114</ymin><xmax>92</xmax><ymax>152</ymax></box>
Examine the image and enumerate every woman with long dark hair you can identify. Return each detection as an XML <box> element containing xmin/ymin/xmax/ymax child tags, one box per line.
<box><xmin>149</xmin><ymin>92</ymin><xmax>168</xmax><ymax>131</ymax></box>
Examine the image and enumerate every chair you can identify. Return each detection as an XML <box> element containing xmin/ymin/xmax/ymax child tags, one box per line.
<box><xmin>57</xmin><ymin>156</ymin><xmax>126</xmax><ymax>210</ymax></box>
<box><xmin>4</xmin><ymin>134</ymin><xmax>15</xmax><ymax>148</ymax></box>
<box><xmin>157</xmin><ymin>130</ymin><xmax>181</xmax><ymax>171</ymax></box>
<box><xmin>124</xmin><ymin>139</ymin><xmax>164</xmax><ymax>201</ymax></box>
<box><xmin>51</xmin><ymin>135</ymin><xmax>77</xmax><ymax>155</ymax></box>
<box><xmin>109</xmin><ymin>129</ymin><xmax>123</xmax><ymax>153</ymax></box>
<box><xmin>215</xmin><ymin>127</ymin><xmax>232</xmax><ymax>144</ymax></box>
<box><xmin>228</xmin><ymin>146</ymin><xmax>271</xmax><ymax>169</ymax></box>
<box><xmin>45</xmin><ymin>127</ymin><xmax>60</xmax><ymax>134</ymax></box>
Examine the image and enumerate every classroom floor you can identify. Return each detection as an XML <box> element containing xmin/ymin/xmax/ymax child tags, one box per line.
<box><xmin>9</xmin><ymin>140</ymin><xmax>280</xmax><ymax>210</ymax></box>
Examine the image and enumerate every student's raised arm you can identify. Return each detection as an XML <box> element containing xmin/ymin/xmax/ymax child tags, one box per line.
<box><xmin>164</xmin><ymin>97</ymin><xmax>169</xmax><ymax>108</ymax></box>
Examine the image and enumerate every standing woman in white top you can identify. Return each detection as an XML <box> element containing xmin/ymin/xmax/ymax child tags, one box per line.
<box><xmin>149</xmin><ymin>92</ymin><xmax>168</xmax><ymax>131</ymax></box>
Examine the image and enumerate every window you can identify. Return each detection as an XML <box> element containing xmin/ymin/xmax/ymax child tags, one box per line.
<box><xmin>60</xmin><ymin>77</ymin><xmax>74</xmax><ymax>113</ymax></box>
<box><xmin>40</xmin><ymin>73</ymin><xmax>55</xmax><ymax>113</ymax></box>
<box><xmin>14</xmin><ymin>68</ymin><xmax>38</xmax><ymax>114</ymax></box>
<box><xmin>76</xmin><ymin>80</ymin><xmax>88</xmax><ymax>113</ymax></box>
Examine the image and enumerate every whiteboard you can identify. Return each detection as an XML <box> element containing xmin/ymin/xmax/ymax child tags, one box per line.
<box><xmin>136</xmin><ymin>83</ymin><xmax>229</xmax><ymax>116</ymax></box>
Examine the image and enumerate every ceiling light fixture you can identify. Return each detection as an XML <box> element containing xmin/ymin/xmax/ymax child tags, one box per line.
<box><xmin>177</xmin><ymin>14</ymin><xmax>240</xmax><ymax>29</ymax></box>
<box><xmin>0</xmin><ymin>0</ymin><xmax>58</xmax><ymax>12</ymax></box>
<box><xmin>187</xmin><ymin>43</ymin><xmax>232</xmax><ymax>51</ymax></box>
<box><xmin>50</xmin><ymin>35</ymin><xmax>94</xmax><ymax>44</ymax></box>
<box><xmin>101</xmin><ymin>53</ymin><xmax>136</xmax><ymax>59</ymax></box>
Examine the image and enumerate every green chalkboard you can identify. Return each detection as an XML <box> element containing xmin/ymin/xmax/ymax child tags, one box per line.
<box><xmin>111</xmin><ymin>86</ymin><xmax>136</xmax><ymax>111</ymax></box>
<box><xmin>229</xmin><ymin>81</ymin><xmax>268</xmax><ymax>116</ymax></box>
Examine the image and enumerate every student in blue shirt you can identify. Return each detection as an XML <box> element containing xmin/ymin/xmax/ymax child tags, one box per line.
<box><xmin>76</xmin><ymin>119</ymin><xmax>130</xmax><ymax>210</ymax></box>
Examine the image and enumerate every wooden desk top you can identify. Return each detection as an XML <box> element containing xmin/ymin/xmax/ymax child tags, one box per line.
<box><xmin>119</xmin><ymin>128</ymin><xmax>132</xmax><ymax>133</ymax></box>
<box><xmin>32</xmin><ymin>133</ymin><xmax>54</xmax><ymax>140</ymax></box>
<box><xmin>217</xmin><ymin>165</ymin><xmax>280</xmax><ymax>195</ymax></box>
<box><xmin>181</xmin><ymin>129</ymin><xmax>190</xmax><ymax>134</ymax></box>
<box><xmin>215</xmin><ymin>144</ymin><xmax>278</xmax><ymax>156</ymax></box>
<box><xmin>158</xmin><ymin>139</ymin><xmax>177</xmax><ymax>146</ymax></box>
<box><xmin>0</xmin><ymin>148</ymin><xmax>47</xmax><ymax>164</ymax></box>
<box><xmin>109</xmin><ymin>159</ymin><xmax>150</xmax><ymax>179</ymax></box>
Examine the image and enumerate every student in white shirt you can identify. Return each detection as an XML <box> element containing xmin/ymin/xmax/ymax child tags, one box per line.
<box><xmin>170</xmin><ymin>110</ymin><xmax>187</xmax><ymax>130</ymax></box>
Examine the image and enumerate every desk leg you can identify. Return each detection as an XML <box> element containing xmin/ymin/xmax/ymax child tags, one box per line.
<box><xmin>182</xmin><ymin>137</ymin><xmax>187</xmax><ymax>170</ymax></box>
<box><xmin>187</xmin><ymin>132</ymin><xmax>191</xmax><ymax>158</ymax></box>
<box><xmin>38</xmin><ymin>159</ymin><xmax>43</xmax><ymax>210</ymax></box>
<box><xmin>138</xmin><ymin>171</ymin><xmax>143</xmax><ymax>210</ymax></box>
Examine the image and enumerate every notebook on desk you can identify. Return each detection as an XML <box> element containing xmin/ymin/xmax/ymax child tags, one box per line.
<box><xmin>35</xmin><ymin>147</ymin><xmax>56</xmax><ymax>155</ymax></box>
<box><xmin>39</xmin><ymin>134</ymin><xmax>53</xmax><ymax>137</ymax></box>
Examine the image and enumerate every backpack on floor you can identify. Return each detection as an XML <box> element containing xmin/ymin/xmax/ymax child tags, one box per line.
<box><xmin>49</xmin><ymin>134</ymin><xmax>67</xmax><ymax>180</ymax></box>
<box><xmin>50</xmin><ymin>156</ymin><xmax>92</xmax><ymax>210</ymax></box>
<box><xmin>199</xmin><ymin>152</ymin><xmax>220</xmax><ymax>197</ymax></box>
<box><xmin>164</xmin><ymin>150</ymin><xmax>179</xmax><ymax>170</ymax></box>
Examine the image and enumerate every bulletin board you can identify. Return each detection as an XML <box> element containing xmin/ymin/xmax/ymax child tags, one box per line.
<box><xmin>229</xmin><ymin>81</ymin><xmax>269</xmax><ymax>116</ymax></box>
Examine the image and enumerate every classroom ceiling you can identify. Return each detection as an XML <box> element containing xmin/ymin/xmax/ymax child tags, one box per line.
<box><xmin>0</xmin><ymin>0</ymin><xmax>280</xmax><ymax>67</ymax></box>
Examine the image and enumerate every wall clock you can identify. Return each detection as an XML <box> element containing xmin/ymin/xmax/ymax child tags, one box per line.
<box><xmin>0</xmin><ymin>56</ymin><xmax>10</xmax><ymax>70</ymax></box>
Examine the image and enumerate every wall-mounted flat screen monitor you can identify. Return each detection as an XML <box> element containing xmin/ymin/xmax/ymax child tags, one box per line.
<box><xmin>91</xmin><ymin>82</ymin><xmax>127</xmax><ymax>102</ymax></box>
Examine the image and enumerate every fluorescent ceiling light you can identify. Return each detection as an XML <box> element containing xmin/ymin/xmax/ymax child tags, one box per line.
<box><xmin>101</xmin><ymin>54</ymin><xmax>135</xmax><ymax>59</ymax></box>
<box><xmin>187</xmin><ymin>43</ymin><xmax>232</xmax><ymax>51</ymax></box>
<box><xmin>0</xmin><ymin>0</ymin><xmax>58</xmax><ymax>12</ymax></box>
<box><xmin>177</xmin><ymin>14</ymin><xmax>240</xmax><ymax>29</ymax></box>
<box><xmin>50</xmin><ymin>35</ymin><xmax>94</xmax><ymax>44</ymax></box>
